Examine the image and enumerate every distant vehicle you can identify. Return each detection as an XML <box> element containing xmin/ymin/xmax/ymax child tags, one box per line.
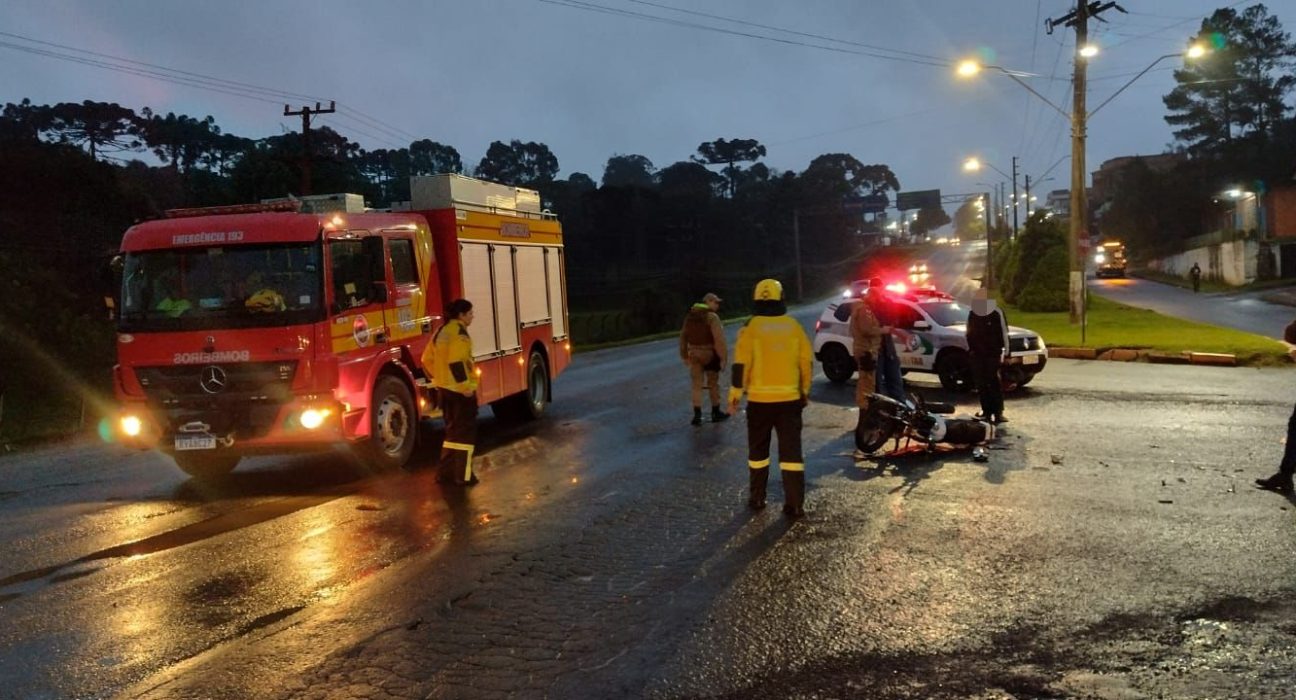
<box><xmin>908</xmin><ymin>262</ymin><xmax>930</xmax><ymax>285</ymax></box>
<box><xmin>1094</xmin><ymin>240</ymin><xmax>1127</xmax><ymax>278</ymax></box>
<box><xmin>841</xmin><ymin>279</ymin><xmax>871</xmax><ymax>299</ymax></box>
<box><xmin>813</xmin><ymin>288</ymin><xmax>1048</xmax><ymax>392</ymax></box>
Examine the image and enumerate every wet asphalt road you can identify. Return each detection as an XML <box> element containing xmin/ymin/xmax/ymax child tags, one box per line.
<box><xmin>1090</xmin><ymin>276</ymin><xmax>1294</xmax><ymax>339</ymax></box>
<box><xmin>3</xmin><ymin>260</ymin><xmax>1296</xmax><ymax>698</ymax></box>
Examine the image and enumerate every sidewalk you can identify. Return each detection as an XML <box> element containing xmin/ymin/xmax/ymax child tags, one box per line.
<box><xmin>1259</xmin><ymin>287</ymin><xmax>1296</xmax><ymax>308</ymax></box>
<box><xmin>1090</xmin><ymin>276</ymin><xmax>1294</xmax><ymax>339</ymax></box>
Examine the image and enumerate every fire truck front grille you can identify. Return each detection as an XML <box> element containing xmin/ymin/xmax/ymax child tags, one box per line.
<box><xmin>135</xmin><ymin>362</ymin><xmax>297</xmax><ymax>404</ymax></box>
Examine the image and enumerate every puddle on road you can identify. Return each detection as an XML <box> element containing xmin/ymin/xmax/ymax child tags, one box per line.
<box><xmin>0</xmin><ymin>488</ymin><xmax>354</xmax><ymax>602</ymax></box>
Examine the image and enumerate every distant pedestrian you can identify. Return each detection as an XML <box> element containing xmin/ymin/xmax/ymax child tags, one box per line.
<box><xmin>729</xmin><ymin>279</ymin><xmax>812</xmax><ymax>518</ymax></box>
<box><xmin>680</xmin><ymin>292</ymin><xmax>729</xmax><ymax>426</ymax></box>
<box><xmin>1190</xmin><ymin>263</ymin><xmax>1202</xmax><ymax>293</ymax></box>
<box><xmin>422</xmin><ymin>299</ymin><xmax>480</xmax><ymax>486</ymax></box>
<box><xmin>966</xmin><ymin>288</ymin><xmax>1010</xmax><ymax>424</ymax></box>
<box><xmin>1255</xmin><ymin>318</ymin><xmax>1296</xmax><ymax>494</ymax></box>
<box><xmin>868</xmin><ymin>278</ymin><xmax>906</xmax><ymax>403</ymax></box>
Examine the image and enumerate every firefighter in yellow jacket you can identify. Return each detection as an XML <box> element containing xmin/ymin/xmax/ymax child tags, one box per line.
<box><xmin>727</xmin><ymin>279</ymin><xmax>813</xmax><ymax>518</ymax></box>
<box><xmin>421</xmin><ymin>298</ymin><xmax>479</xmax><ymax>486</ymax></box>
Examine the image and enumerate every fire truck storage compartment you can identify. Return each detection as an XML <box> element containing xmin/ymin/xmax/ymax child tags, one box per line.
<box><xmin>547</xmin><ymin>247</ymin><xmax>566</xmax><ymax>338</ymax></box>
<box><xmin>460</xmin><ymin>242</ymin><xmax>499</xmax><ymax>355</ymax></box>
<box><xmin>517</xmin><ymin>246</ymin><xmax>548</xmax><ymax>325</ymax></box>
<box><xmin>491</xmin><ymin>246</ymin><xmax>520</xmax><ymax>353</ymax></box>
<box><xmin>412</xmin><ymin>174</ymin><xmax>541</xmax><ymax>214</ymax></box>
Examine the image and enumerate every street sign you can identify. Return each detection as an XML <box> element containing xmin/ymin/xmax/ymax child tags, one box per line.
<box><xmin>896</xmin><ymin>189</ymin><xmax>941</xmax><ymax>211</ymax></box>
<box><xmin>844</xmin><ymin>193</ymin><xmax>890</xmax><ymax>214</ymax></box>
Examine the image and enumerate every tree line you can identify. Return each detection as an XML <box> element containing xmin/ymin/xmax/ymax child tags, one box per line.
<box><xmin>0</xmin><ymin>99</ymin><xmax>917</xmax><ymax>440</ymax></box>
<box><xmin>1102</xmin><ymin>3</ymin><xmax>1296</xmax><ymax>261</ymax></box>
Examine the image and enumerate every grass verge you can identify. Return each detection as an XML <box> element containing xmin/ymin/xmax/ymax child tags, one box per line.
<box><xmin>1005</xmin><ymin>295</ymin><xmax>1290</xmax><ymax>366</ymax></box>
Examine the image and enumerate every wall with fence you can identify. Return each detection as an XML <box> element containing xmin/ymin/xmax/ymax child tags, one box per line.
<box><xmin>1144</xmin><ymin>237</ymin><xmax>1259</xmax><ymax>285</ymax></box>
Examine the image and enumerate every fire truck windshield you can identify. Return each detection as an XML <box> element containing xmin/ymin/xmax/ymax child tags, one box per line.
<box><xmin>119</xmin><ymin>243</ymin><xmax>323</xmax><ymax>331</ymax></box>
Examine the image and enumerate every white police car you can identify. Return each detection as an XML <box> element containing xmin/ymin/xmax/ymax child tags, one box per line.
<box><xmin>812</xmin><ymin>288</ymin><xmax>1048</xmax><ymax>392</ymax></box>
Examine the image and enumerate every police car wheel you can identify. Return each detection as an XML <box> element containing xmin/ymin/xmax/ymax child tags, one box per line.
<box><xmin>821</xmin><ymin>345</ymin><xmax>854</xmax><ymax>384</ymax></box>
<box><xmin>936</xmin><ymin>351</ymin><xmax>974</xmax><ymax>392</ymax></box>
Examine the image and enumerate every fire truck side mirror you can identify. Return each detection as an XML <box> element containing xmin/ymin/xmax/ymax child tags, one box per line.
<box><xmin>105</xmin><ymin>254</ymin><xmax>124</xmax><ymax>321</ymax></box>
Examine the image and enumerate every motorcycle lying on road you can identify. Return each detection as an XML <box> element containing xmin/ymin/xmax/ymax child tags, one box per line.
<box><xmin>855</xmin><ymin>392</ymin><xmax>996</xmax><ymax>456</ymax></box>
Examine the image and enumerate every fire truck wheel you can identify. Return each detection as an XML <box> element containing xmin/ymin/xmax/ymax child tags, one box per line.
<box><xmin>491</xmin><ymin>350</ymin><xmax>550</xmax><ymax>422</ymax></box>
<box><xmin>173</xmin><ymin>453</ymin><xmax>241</xmax><ymax>480</ymax></box>
<box><xmin>358</xmin><ymin>376</ymin><xmax>417</xmax><ymax>470</ymax></box>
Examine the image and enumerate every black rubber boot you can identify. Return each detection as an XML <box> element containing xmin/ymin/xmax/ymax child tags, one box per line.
<box><xmin>781</xmin><ymin>470</ymin><xmax>805</xmax><ymax>519</ymax></box>
<box><xmin>748</xmin><ymin>467</ymin><xmax>768</xmax><ymax>510</ymax></box>
<box><xmin>1255</xmin><ymin>472</ymin><xmax>1294</xmax><ymax>493</ymax></box>
<box><xmin>691</xmin><ymin>407</ymin><xmax>702</xmax><ymax>426</ymax></box>
<box><xmin>711</xmin><ymin>406</ymin><xmax>730</xmax><ymax>423</ymax></box>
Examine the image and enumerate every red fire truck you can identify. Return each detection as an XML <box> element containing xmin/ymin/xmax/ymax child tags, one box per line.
<box><xmin>112</xmin><ymin>174</ymin><xmax>570</xmax><ymax>479</ymax></box>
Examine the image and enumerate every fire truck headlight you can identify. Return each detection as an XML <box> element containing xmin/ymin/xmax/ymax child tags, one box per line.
<box><xmin>300</xmin><ymin>408</ymin><xmax>330</xmax><ymax>430</ymax></box>
<box><xmin>120</xmin><ymin>415</ymin><xmax>143</xmax><ymax>437</ymax></box>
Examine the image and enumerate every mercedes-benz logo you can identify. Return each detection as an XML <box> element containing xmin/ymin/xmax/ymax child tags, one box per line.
<box><xmin>200</xmin><ymin>365</ymin><xmax>228</xmax><ymax>394</ymax></box>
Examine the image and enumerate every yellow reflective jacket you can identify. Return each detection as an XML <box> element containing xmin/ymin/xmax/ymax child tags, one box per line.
<box><xmin>422</xmin><ymin>319</ymin><xmax>477</xmax><ymax>394</ymax></box>
<box><xmin>728</xmin><ymin>314</ymin><xmax>812</xmax><ymax>404</ymax></box>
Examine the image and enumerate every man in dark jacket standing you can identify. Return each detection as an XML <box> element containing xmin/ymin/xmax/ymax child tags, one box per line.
<box><xmin>1256</xmin><ymin>318</ymin><xmax>1296</xmax><ymax>494</ymax></box>
<box><xmin>966</xmin><ymin>288</ymin><xmax>1010</xmax><ymax>424</ymax></box>
<box><xmin>680</xmin><ymin>292</ymin><xmax>729</xmax><ymax>425</ymax></box>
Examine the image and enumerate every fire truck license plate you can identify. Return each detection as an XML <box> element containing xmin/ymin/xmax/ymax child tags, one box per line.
<box><xmin>175</xmin><ymin>435</ymin><xmax>217</xmax><ymax>451</ymax></box>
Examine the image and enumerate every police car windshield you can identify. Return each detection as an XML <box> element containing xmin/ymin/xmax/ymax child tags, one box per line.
<box><xmin>918</xmin><ymin>301</ymin><xmax>971</xmax><ymax>328</ymax></box>
<box><xmin>119</xmin><ymin>243</ymin><xmax>323</xmax><ymax>332</ymax></box>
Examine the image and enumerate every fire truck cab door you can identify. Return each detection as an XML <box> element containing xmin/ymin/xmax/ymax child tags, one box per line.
<box><xmin>327</xmin><ymin>233</ymin><xmax>389</xmax><ymax>357</ymax></box>
<box><xmin>380</xmin><ymin>234</ymin><xmax>427</xmax><ymax>346</ymax></box>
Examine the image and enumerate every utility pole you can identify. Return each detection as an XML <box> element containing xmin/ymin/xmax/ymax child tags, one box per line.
<box><xmin>1048</xmin><ymin>1</ymin><xmax>1124</xmax><ymax>326</ymax></box>
<box><xmin>1011</xmin><ymin>156</ymin><xmax>1020</xmax><ymax>240</ymax></box>
<box><xmin>792</xmin><ymin>208</ymin><xmax>804</xmax><ymax>302</ymax></box>
<box><xmin>1025</xmin><ymin>174</ymin><xmax>1033</xmax><ymax>219</ymax></box>
<box><xmin>284</xmin><ymin>101</ymin><xmax>336</xmax><ymax>196</ymax></box>
<box><xmin>984</xmin><ymin>192</ymin><xmax>995</xmax><ymax>292</ymax></box>
<box><xmin>999</xmin><ymin>182</ymin><xmax>1006</xmax><ymax>233</ymax></box>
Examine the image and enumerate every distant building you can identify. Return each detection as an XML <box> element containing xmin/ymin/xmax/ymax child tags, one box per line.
<box><xmin>1090</xmin><ymin>153</ymin><xmax>1183</xmax><ymax>206</ymax></box>
<box><xmin>1045</xmin><ymin>189</ymin><xmax>1070</xmax><ymax>217</ymax></box>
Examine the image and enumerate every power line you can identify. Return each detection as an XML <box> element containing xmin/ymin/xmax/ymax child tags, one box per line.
<box><xmin>0</xmin><ymin>30</ymin><xmax>421</xmax><ymax>148</ymax></box>
<box><xmin>0</xmin><ymin>41</ymin><xmax>287</xmax><ymax>106</ymax></box>
<box><xmin>621</xmin><ymin>0</ymin><xmax>949</xmax><ymax>63</ymax></box>
<box><xmin>1018</xmin><ymin>0</ymin><xmax>1044</xmax><ymax>157</ymax></box>
<box><xmin>536</xmin><ymin>0</ymin><xmax>952</xmax><ymax>68</ymax></box>
<box><xmin>1105</xmin><ymin>0</ymin><xmax>1247</xmax><ymax>51</ymax></box>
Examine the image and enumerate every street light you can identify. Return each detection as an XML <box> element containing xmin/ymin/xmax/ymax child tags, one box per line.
<box><xmin>962</xmin><ymin>156</ymin><xmax>1011</xmax><ymax>180</ymax></box>
<box><xmin>964</xmin><ymin>157</ymin><xmax>1021</xmax><ymax>237</ymax></box>
<box><xmin>960</xmin><ymin>40</ymin><xmax>1209</xmax><ymax>330</ymax></box>
<box><xmin>955</xmin><ymin>59</ymin><xmax>1071</xmax><ymax>120</ymax></box>
<box><xmin>1089</xmin><ymin>44</ymin><xmax>1211</xmax><ymax>117</ymax></box>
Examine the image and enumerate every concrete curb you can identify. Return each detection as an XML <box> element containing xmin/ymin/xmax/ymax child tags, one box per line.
<box><xmin>1048</xmin><ymin>346</ymin><xmax>1237</xmax><ymax>366</ymax></box>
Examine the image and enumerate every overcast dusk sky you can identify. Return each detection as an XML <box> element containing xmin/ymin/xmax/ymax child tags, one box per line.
<box><xmin>1</xmin><ymin>0</ymin><xmax>1267</xmax><ymax>205</ymax></box>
